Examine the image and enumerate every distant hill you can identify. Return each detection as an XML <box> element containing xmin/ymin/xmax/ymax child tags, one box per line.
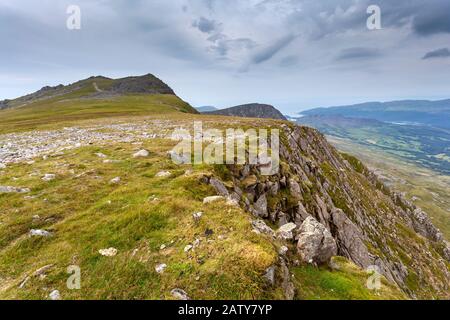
<box><xmin>196</xmin><ymin>106</ymin><xmax>218</xmax><ymax>112</ymax></box>
<box><xmin>300</xmin><ymin>99</ymin><xmax>450</xmax><ymax>129</ymax></box>
<box><xmin>0</xmin><ymin>74</ymin><xmax>197</xmax><ymax>133</ymax></box>
<box><xmin>205</xmin><ymin>103</ymin><xmax>287</xmax><ymax>120</ymax></box>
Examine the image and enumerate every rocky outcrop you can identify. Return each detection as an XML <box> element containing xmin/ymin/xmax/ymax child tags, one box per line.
<box><xmin>203</xmin><ymin>124</ymin><xmax>450</xmax><ymax>299</ymax></box>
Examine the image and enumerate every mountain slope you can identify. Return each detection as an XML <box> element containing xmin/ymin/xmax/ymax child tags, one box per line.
<box><xmin>0</xmin><ymin>74</ymin><xmax>197</xmax><ymax>134</ymax></box>
<box><xmin>300</xmin><ymin>99</ymin><xmax>450</xmax><ymax>129</ymax></box>
<box><xmin>0</xmin><ymin>116</ymin><xmax>448</xmax><ymax>300</ymax></box>
<box><xmin>195</xmin><ymin>106</ymin><xmax>218</xmax><ymax>112</ymax></box>
<box><xmin>205</xmin><ymin>103</ymin><xmax>287</xmax><ymax>120</ymax></box>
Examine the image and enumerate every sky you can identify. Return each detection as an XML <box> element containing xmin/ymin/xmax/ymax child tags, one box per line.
<box><xmin>1</xmin><ymin>0</ymin><xmax>450</xmax><ymax>114</ymax></box>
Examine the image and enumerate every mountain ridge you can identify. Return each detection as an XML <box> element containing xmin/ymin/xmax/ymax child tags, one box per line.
<box><xmin>205</xmin><ymin>103</ymin><xmax>287</xmax><ymax>120</ymax></box>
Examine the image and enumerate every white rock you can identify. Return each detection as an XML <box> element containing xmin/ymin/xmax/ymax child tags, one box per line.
<box><xmin>193</xmin><ymin>239</ymin><xmax>201</xmax><ymax>248</ymax></box>
<box><xmin>276</xmin><ymin>223</ymin><xmax>298</xmax><ymax>240</ymax></box>
<box><xmin>171</xmin><ymin>288</ymin><xmax>190</xmax><ymax>300</ymax></box>
<box><xmin>0</xmin><ymin>186</ymin><xmax>30</xmax><ymax>193</ymax></box>
<box><xmin>279</xmin><ymin>246</ymin><xmax>289</xmax><ymax>255</ymax></box>
<box><xmin>49</xmin><ymin>290</ymin><xmax>61</xmax><ymax>300</ymax></box>
<box><xmin>42</xmin><ymin>174</ymin><xmax>56</xmax><ymax>181</ymax></box>
<box><xmin>133</xmin><ymin>149</ymin><xmax>150</xmax><ymax>158</ymax></box>
<box><xmin>155</xmin><ymin>263</ymin><xmax>167</xmax><ymax>274</ymax></box>
<box><xmin>226</xmin><ymin>197</ymin><xmax>239</xmax><ymax>207</ymax></box>
<box><xmin>203</xmin><ymin>196</ymin><xmax>225</xmax><ymax>204</ymax></box>
<box><xmin>193</xmin><ymin>212</ymin><xmax>203</xmax><ymax>221</ymax></box>
<box><xmin>103</xmin><ymin>159</ymin><xmax>121</xmax><ymax>164</ymax></box>
<box><xmin>155</xmin><ymin>171</ymin><xmax>171</xmax><ymax>178</ymax></box>
<box><xmin>99</xmin><ymin>247</ymin><xmax>118</xmax><ymax>257</ymax></box>
<box><xmin>110</xmin><ymin>177</ymin><xmax>121</xmax><ymax>184</ymax></box>
<box><xmin>0</xmin><ymin>163</ymin><xmax>6</xmax><ymax>169</ymax></box>
<box><xmin>30</xmin><ymin>229</ymin><xmax>52</xmax><ymax>237</ymax></box>
<box><xmin>160</xmin><ymin>244</ymin><xmax>166</xmax><ymax>250</ymax></box>
<box><xmin>184</xmin><ymin>244</ymin><xmax>193</xmax><ymax>252</ymax></box>
<box><xmin>95</xmin><ymin>153</ymin><xmax>107</xmax><ymax>158</ymax></box>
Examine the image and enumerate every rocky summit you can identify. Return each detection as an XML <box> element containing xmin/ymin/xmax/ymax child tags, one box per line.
<box><xmin>0</xmin><ymin>74</ymin><xmax>448</xmax><ymax>300</ymax></box>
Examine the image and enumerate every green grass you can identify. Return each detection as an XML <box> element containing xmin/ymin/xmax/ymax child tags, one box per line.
<box><xmin>292</xmin><ymin>257</ymin><xmax>406</xmax><ymax>300</ymax></box>
<box><xmin>0</xmin><ymin>140</ymin><xmax>279</xmax><ymax>299</ymax></box>
<box><xmin>0</xmin><ymin>94</ymin><xmax>196</xmax><ymax>134</ymax></box>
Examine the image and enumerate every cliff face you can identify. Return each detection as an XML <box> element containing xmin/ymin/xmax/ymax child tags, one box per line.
<box><xmin>207</xmin><ymin>123</ymin><xmax>449</xmax><ymax>299</ymax></box>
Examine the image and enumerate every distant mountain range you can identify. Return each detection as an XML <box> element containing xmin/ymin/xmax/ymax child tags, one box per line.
<box><xmin>295</xmin><ymin>110</ymin><xmax>450</xmax><ymax>175</ymax></box>
<box><xmin>300</xmin><ymin>99</ymin><xmax>450</xmax><ymax>129</ymax></box>
<box><xmin>204</xmin><ymin>103</ymin><xmax>287</xmax><ymax>120</ymax></box>
<box><xmin>195</xmin><ymin>106</ymin><xmax>218</xmax><ymax>112</ymax></box>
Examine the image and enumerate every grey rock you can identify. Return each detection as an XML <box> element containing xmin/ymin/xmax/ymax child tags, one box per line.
<box><xmin>276</xmin><ymin>223</ymin><xmax>297</xmax><ymax>241</ymax></box>
<box><xmin>49</xmin><ymin>290</ymin><xmax>61</xmax><ymax>300</ymax></box>
<box><xmin>251</xmin><ymin>220</ymin><xmax>275</xmax><ymax>237</ymax></box>
<box><xmin>296</xmin><ymin>216</ymin><xmax>337</xmax><ymax>264</ymax></box>
<box><xmin>30</xmin><ymin>229</ymin><xmax>52</xmax><ymax>237</ymax></box>
<box><xmin>210</xmin><ymin>178</ymin><xmax>229</xmax><ymax>196</ymax></box>
<box><xmin>0</xmin><ymin>186</ymin><xmax>30</xmax><ymax>193</ymax></box>
<box><xmin>264</xmin><ymin>266</ymin><xmax>276</xmax><ymax>286</ymax></box>
<box><xmin>254</xmin><ymin>194</ymin><xmax>268</xmax><ymax>218</ymax></box>
<box><xmin>171</xmin><ymin>288</ymin><xmax>190</xmax><ymax>300</ymax></box>
<box><xmin>133</xmin><ymin>149</ymin><xmax>150</xmax><ymax>158</ymax></box>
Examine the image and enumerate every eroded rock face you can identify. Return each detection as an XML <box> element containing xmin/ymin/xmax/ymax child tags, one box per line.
<box><xmin>296</xmin><ymin>216</ymin><xmax>337</xmax><ymax>265</ymax></box>
<box><xmin>330</xmin><ymin>208</ymin><xmax>372</xmax><ymax>268</ymax></box>
<box><xmin>253</xmin><ymin>194</ymin><xmax>268</xmax><ymax>218</ymax></box>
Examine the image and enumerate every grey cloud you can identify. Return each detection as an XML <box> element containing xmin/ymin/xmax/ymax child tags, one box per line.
<box><xmin>252</xmin><ymin>34</ymin><xmax>296</xmax><ymax>64</ymax></box>
<box><xmin>336</xmin><ymin>47</ymin><xmax>381</xmax><ymax>61</ymax></box>
<box><xmin>192</xmin><ymin>17</ymin><xmax>221</xmax><ymax>34</ymax></box>
<box><xmin>422</xmin><ymin>48</ymin><xmax>450</xmax><ymax>60</ymax></box>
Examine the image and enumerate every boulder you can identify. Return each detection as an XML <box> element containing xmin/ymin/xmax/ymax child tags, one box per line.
<box><xmin>296</xmin><ymin>216</ymin><xmax>337</xmax><ymax>264</ymax></box>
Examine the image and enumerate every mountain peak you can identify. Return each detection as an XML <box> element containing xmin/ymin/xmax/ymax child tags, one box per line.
<box><xmin>205</xmin><ymin>103</ymin><xmax>287</xmax><ymax>120</ymax></box>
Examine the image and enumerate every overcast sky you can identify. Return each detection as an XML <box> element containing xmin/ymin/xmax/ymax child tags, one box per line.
<box><xmin>1</xmin><ymin>0</ymin><xmax>450</xmax><ymax>113</ymax></box>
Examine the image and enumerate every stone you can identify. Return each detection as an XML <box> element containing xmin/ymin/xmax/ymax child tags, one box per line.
<box><xmin>0</xmin><ymin>186</ymin><xmax>30</xmax><ymax>193</ymax></box>
<box><xmin>276</xmin><ymin>223</ymin><xmax>298</xmax><ymax>241</ymax></box>
<box><xmin>184</xmin><ymin>244</ymin><xmax>193</xmax><ymax>252</ymax></box>
<box><xmin>193</xmin><ymin>212</ymin><xmax>203</xmax><ymax>222</ymax></box>
<box><xmin>209</xmin><ymin>178</ymin><xmax>229</xmax><ymax>196</ymax></box>
<box><xmin>42</xmin><ymin>174</ymin><xmax>56</xmax><ymax>181</ymax></box>
<box><xmin>160</xmin><ymin>244</ymin><xmax>166</xmax><ymax>250</ymax></box>
<box><xmin>171</xmin><ymin>288</ymin><xmax>190</xmax><ymax>300</ymax></box>
<box><xmin>30</xmin><ymin>229</ymin><xmax>52</xmax><ymax>237</ymax></box>
<box><xmin>167</xmin><ymin>150</ymin><xmax>190</xmax><ymax>164</ymax></box>
<box><xmin>155</xmin><ymin>263</ymin><xmax>167</xmax><ymax>274</ymax></box>
<box><xmin>296</xmin><ymin>216</ymin><xmax>337</xmax><ymax>264</ymax></box>
<box><xmin>254</xmin><ymin>194</ymin><xmax>268</xmax><ymax>218</ymax></box>
<box><xmin>133</xmin><ymin>149</ymin><xmax>150</xmax><ymax>158</ymax></box>
<box><xmin>264</xmin><ymin>266</ymin><xmax>276</xmax><ymax>286</ymax></box>
<box><xmin>49</xmin><ymin>290</ymin><xmax>61</xmax><ymax>300</ymax></box>
<box><xmin>0</xmin><ymin>163</ymin><xmax>5</xmax><ymax>169</ymax></box>
<box><xmin>110</xmin><ymin>177</ymin><xmax>121</xmax><ymax>184</ymax></box>
<box><xmin>279</xmin><ymin>246</ymin><xmax>289</xmax><ymax>255</ymax></box>
<box><xmin>289</xmin><ymin>179</ymin><xmax>302</xmax><ymax>199</ymax></box>
<box><xmin>203</xmin><ymin>196</ymin><xmax>225</xmax><ymax>204</ymax></box>
<box><xmin>330</xmin><ymin>208</ymin><xmax>372</xmax><ymax>268</ymax></box>
<box><xmin>99</xmin><ymin>247</ymin><xmax>118</xmax><ymax>257</ymax></box>
<box><xmin>95</xmin><ymin>152</ymin><xmax>107</xmax><ymax>158</ymax></box>
<box><xmin>225</xmin><ymin>197</ymin><xmax>239</xmax><ymax>207</ymax></box>
<box><xmin>103</xmin><ymin>159</ymin><xmax>121</xmax><ymax>164</ymax></box>
<box><xmin>155</xmin><ymin>171</ymin><xmax>171</xmax><ymax>178</ymax></box>
<box><xmin>251</xmin><ymin>220</ymin><xmax>275</xmax><ymax>237</ymax></box>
